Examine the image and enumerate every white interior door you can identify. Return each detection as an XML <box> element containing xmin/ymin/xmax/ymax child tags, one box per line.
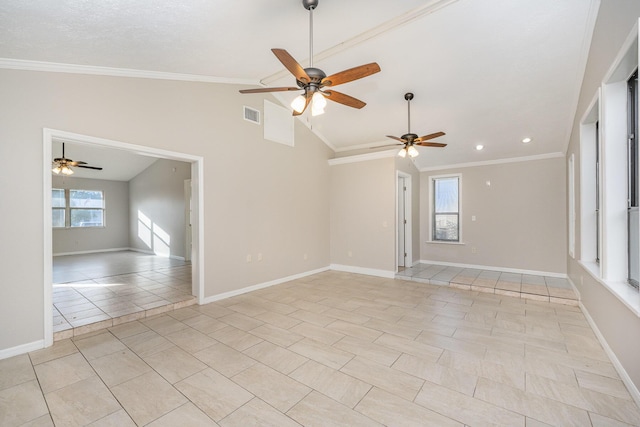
<box><xmin>184</xmin><ymin>179</ymin><xmax>192</xmax><ymax>262</ymax></box>
<box><xmin>398</xmin><ymin>177</ymin><xmax>406</xmax><ymax>267</ymax></box>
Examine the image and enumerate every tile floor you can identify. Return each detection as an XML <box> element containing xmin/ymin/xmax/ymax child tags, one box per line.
<box><xmin>2</xmin><ymin>270</ymin><xmax>639</xmax><ymax>426</ymax></box>
<box><xmin>53</xmin><ymin>251</ymin><xmax>195</xmax><ymax>340</ymax></box>
<box><xmin>397</xmin><ymin>263</ymin><xmax>578</xmax><ymax>305</ymax></box>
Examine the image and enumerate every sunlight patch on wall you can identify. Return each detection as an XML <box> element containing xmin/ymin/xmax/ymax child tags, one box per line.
<box><xmin>138</xmin><ymin>210</ymin><xmax>172</xmax><ymax>257</ymax></box>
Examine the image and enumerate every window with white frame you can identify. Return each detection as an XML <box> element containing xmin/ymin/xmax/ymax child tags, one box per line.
<box><xmin>52</xmin><ymin>189</ymin><xmax>105</xmax><ymax>228</ymax></box>
<box><xmin>628</xmin><ymin>69</ymin><xmax>639</xmax><ymax>288</ymax></box>
<box><xmin>431</xmin><ymin>175</ymin><xmax>460</xmax><ymax>242</ymax></box>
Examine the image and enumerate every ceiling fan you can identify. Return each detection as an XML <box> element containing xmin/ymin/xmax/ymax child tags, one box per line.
<box><xmin>52</xmin><ymin>142</ymin><xmax>103</xmax><ymax>175</ymax></box>
<box><xmin>380</xmin><ymin>92</ymin><xmax>446</xmax><ymax>158</ymax></box>
<box><xmin>239</xmin><ymin>0</ymin><xmax>380</xmax><ymax>116</ymax></box>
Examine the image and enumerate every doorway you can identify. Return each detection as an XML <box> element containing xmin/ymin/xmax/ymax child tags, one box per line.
<box><xmin>43</xmin><ymin>129</ymin><xmax>204</xmax><ymax>347</ymax></box>
<box><xmin>397</xmin><ymin>172</ymin><xmax>412</xmax><ymax>271</ymax></box>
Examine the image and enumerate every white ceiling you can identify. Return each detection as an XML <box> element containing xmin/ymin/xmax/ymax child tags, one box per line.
<box><xmin>2</xmin><ymin>0</ymin><xmax>599</xmax><ymax>169</ymax></box>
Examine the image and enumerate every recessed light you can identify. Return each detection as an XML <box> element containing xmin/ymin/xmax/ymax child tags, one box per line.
<box><xmin>475</xmin><ymin>144</ymin><xmax>484</xmax><ymax>151</ymax></box>
<box><xmin>522</xmin><ymin>137</ymin><xmax>532</xmax><ymax>143</ymax></box>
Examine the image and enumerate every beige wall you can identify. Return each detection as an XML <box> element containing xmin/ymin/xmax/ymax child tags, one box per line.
<box><xmin>52</xmin><ymin>176</ymin><xmax>129</xmax><ymax>254</ymax></box>
<box><xmin>565</xmin><ymin>1</ymin><xmax>640</xmax><ymax>392</ymax></box>
<box><xmin>0</xmin><ymin>69</ymin><xmax>331</xmax><ymax>352</ymax></box>
<box><xmin>421</xmin><ymin>157</ymin><xmax>567</xmax><ymax>274</ymax></box>
<box><xmin>129</xmin><ymin>159</ymin><xmax>190</xmax><ymax>259</ymax></box>
<box><xmin>330</xmin><ymin>157</ymin><xmax>396</xmax><ymax>273</ymax></box>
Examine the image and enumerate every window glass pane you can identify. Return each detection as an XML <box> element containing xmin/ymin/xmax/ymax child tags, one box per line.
<box><xmin>434</xmin><ymin>214</ymin><xmax>459</xmax><ymax>241</ymax></box>
<box><xmin>52</xmin><ymin>209</ymin><xmax>65</xmax><ymax>227</ymax></box>
<box><xmin>70</xmin><ymin>190</ymin><xmax>104</xmax><ymax>208</ymax></box>
<box><xmin>52</xmin><ymin>189</ymin><xmax>65</xmax><ymax>208</ymax></box>
<box><xmin>71</xmin><ymin>209</ymin><xmax>103</xmax><ymax>227</ymax></box>
<box><xmin>435</xmin><ymin>177</ymin><xmax>458</xmax><ymax>213</ymax></box>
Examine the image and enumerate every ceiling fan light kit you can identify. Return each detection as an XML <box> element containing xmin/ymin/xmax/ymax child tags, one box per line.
<box><xmin>239</xmin><ymin>0</ymin><xmax>380</xmax><ymax>116</ymax></box>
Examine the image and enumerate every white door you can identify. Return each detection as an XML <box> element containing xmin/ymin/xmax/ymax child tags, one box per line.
<box><xmin>184</xmin><ymin>179</ymin><xmax>192</xmax><ymax>262</ymax></box>
<box><xmin>397</xmin><ymin>177</ymin><xmax>406</xmax><ymax>267</ymax></box>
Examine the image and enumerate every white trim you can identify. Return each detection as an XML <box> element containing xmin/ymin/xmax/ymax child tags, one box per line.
<box><xmin>579</xmin><ymin>260</ymin><xmax>640</xmax><ymax>317</ymax></box>
<box><xmin>43</xmin><ymin>129</ymin><xmax>206</xmax><ymax>347</ymax></box>
<box><xmin>0</xmin><ymin>340</ymin><xmax>46</xmax><ymax>361</ymax></box>
<box><xmin>425</xmin><ymin>241</ymin><xmax>466</xmax><ymax>246</ymax></box>
<box><xmin>43</xmin><ymin>133</ymin><xmax>53</xmax><ymax>348</ymax></box>
<box><xmin>0</xmin><ymin>58</ymin><xmax>257</xmax><ymax>85</ymax></box>
<box><xmin>578</xmin><ymin>298</ymin><xmax>640</xmax><ymax>408</ymax></box>
<box><xmin>53</xmin><ymin>247</ymin><xmax>131</xmax><ymax>257</ymax></box>
<box><xmin>328</xmin><ymin>150</ymin><xmax>397</xmax><ymax>166</ymax></box>
<box><xmin>329</xmin><ymin>264</ymin><xmax>396</xmax><ymax>279</ymax></box>
<box><xmin>420</xmin><ymin>152</ymin><xmax>564</xmax><ymax>172</ymax></box>
<box><xmin>601</xmin><ymin>21</ymin><xmax>638</xmax><ymax>84</ymax></box>
<box><xmin>419</xmin><ymin>259</ymin><xmax>567</xmax><ymax>279</ymax></box>
<box><xmin>202</xmin><ymin>267</ymin><xmax>329</xmax><ymax>304</ymax></box>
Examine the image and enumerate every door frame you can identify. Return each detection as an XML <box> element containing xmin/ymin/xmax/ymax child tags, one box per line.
<box><xmin>43</xmin><ymin>128</ymin><xmax>205</xmax><ymax>347</ymax></box>
<box><xmin>396</xmin><ymin>172</ymin><xmax>413</xmax><ymax>271</ymax></box>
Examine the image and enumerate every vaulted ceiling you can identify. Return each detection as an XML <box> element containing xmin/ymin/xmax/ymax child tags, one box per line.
<box><xmin>1</xmin><ymin>0</ymin><xmax>599</xmax><ymax>170</ymax></box>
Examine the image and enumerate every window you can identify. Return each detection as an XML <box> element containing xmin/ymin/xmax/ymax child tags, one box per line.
<box><xmin>628</xmin><ymin>69</ymin><xmax>639</xmax><ymax>288</ymax></box>
<box><xmin>595</xmin><ymin>120</ymin><xmax>600</xmax><ymax>264</ymax></box>
<box><xmin>432</xmin><ymin>175</ymin><xmax>460</xmax><ymax>242</ymax></box>
<box><xmin>52</xmin><ymin>189</ymin><xmax>105</xmax><ymax>228</ymax></box>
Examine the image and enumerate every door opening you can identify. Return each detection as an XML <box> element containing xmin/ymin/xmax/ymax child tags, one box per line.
<box><xmin>397</xmin><ymin>173</ymin><xmax>412</xmax><ymax>271</ymax></box>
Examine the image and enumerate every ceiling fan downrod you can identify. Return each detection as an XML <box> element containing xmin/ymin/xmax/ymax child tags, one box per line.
<box><xmin>303</xmin><ymin>0</ymin><xmax>319</xmax><ymax>68</ymax></box>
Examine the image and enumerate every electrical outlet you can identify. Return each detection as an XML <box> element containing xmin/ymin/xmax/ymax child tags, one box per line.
<box><xmin>303</xmin><ymin>253</ymin><xmax>308</xmax><ymax>260</ymax></box>
<box><xmin>246</xmin><ymin>254</ymin><xmax>252</xmax><ymax>263</ymax></box>
<box><xmin>471</xmin><ymin>247</ymin><xmax>477</xmax><ymax>254</ymax></box>
<box><xmin>258</xmin><ymin>253</ymin><xmax>263</xmax><ymax>261</ymax></box>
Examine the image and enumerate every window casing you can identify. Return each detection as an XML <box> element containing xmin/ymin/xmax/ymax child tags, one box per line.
<box><xmin>52</xmin><ymin>189</ymin><xmax>105</xmax><ymax>228</ymax></box>
<box><xmin>431</xmin><ymin>175</ymin><xmax>460</xmax><ymax>242</ymax></box>
<box><xmin>628</xmin><ymin>69</ymin><xmax>639</xmax><ymax>288</ymax></box>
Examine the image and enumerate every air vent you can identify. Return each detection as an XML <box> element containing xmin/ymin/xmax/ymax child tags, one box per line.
<box><xmin>243</xmin><ymin>106</ymin><xmax>260</xmax><ymax>124</ymax></box>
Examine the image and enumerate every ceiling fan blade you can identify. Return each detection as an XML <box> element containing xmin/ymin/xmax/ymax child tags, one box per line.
<box><xmin>415</xmin><ymin>142</ymin><xmax>447</xmax><ymax>148</ymax></box>
<box><xmin>68</xmin><ymin>161</ymin><xmax>87</xmax><ymax>166</ymax></box>
<box><xmin>324</xmin><ymin>90</ymin><xmax>366</xmax><ymax>109</ymax></box>
<box><xmin>271</xmin><ymin>48</ymin><xmax>310</xmax><ymax>83</ymax></box>
<box><xmin>292</xmin><ymin>92</ymin><xmax>312</xmax><ymax>116</ymax></box>
<box><xmin>53</xmin><ymin>158</ymin><xmax>65</xmax><ymax>162</ymax></box>
<box><xmin>414</xmin><ymin>132</ymin><xmax>446</xmax><ymax>142</ymax></box>
<box><xmin>239</xmin><ymin>86</ymin><xmax>300</xmax><ymax>94</ymax></box>
<box><xmin>76</xmin><ymin>165</ymin><xmax>103</xmax><ymax>170</ymax></box>
<box><xmin>321</xmin><ymin>62</ymin><xmax>381</xmax><ymax>87</ymax></box>
<box><xmin>385</xmin><ymin>135</ymin><xmax>406</xmax><ymax>143</ymax></box>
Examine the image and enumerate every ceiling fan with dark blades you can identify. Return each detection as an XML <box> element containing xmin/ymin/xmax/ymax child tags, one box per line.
<box><xmin>52</xmin><ymin>142</ymin><xmax>103</xmax><ymax>175</ymax></box>
<box><xmin>378</xmin><ymin>92</ymin><xmax>446</xmax><ymax>158</ymax></box>
<box><xmin>239</xmin><ymin>0</ymin><xmax>380</xmax><ymax>116</ymax></box>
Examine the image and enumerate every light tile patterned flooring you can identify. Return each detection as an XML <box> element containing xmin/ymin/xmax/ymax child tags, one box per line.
<box><xmin>52</xmin><ymin>251</ymin><xmax>195</xmax><ymax>340</ymax></box>
<box><xmin>2</xmin><ymin>270</ymin><xmax>639</xmax><ymax>426</ymax></box>
<box><xmin>397</xmin><ymin>263</ymin><xmax>578</xmax><ymax>305</ymax></box>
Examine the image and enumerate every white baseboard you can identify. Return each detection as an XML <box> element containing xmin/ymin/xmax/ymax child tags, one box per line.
<box><xmin>0</xmin><ymin>340</ymin><xmax>45</xmax><ymax>361</ymax></box>
<box><xmin>330</xmin><ymin>264</ymin><xmax>396</xmax><ymax>279</ymax></box>
<box><xmin>202</xmin><ymin>266</ymin><xmax>330</xmax><ymax>305</ymax></box>
<box><xmin>579</xmin><ymin>301</ymin><xmax>640</xmax><ymax>408</ymax></box>
<box><xmin>128</xmin><ymin>248</ymin><xmax>185</xmax><ymax>261</ymax></box>
<box><xmin>53</xmin><ymin>247</ymin><xmax>130</xmax><ymax>257</ymax></box>
<box><xmin>419</xmin><ymin>259</ymin><xmax>567</xmax><ymax>278</ymax></box>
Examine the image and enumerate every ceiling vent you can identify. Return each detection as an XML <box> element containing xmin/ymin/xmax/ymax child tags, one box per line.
<box><xmin>243</xmin><ymin>106</ymin><xmax>260</xmax><ymax>124</ymax></box>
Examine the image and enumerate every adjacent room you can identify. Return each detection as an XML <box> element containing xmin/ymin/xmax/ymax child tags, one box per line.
<box><xmin>50</xmin><ymin>140</ymin><xmax>195</xmax><ymax>335</ymax></box>
<box><xmin>1</xmin><ymin>0</ymin><xmax>640</xmax><ymax>426</ymax></box>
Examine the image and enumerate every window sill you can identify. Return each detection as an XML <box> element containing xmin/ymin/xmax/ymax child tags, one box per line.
<box><xmin>579</xmin><ymin>260</ymin><xmax>640</xmax><ymax>318</ymax></box>
<box><xmin>426</xmin><ymin>241</ymin><xmax>465</xmax><ymax>245</ymax></box>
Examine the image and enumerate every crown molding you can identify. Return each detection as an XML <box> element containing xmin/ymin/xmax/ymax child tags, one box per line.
<box><xmin>0</xmin><ymin>58</ymin><xmax>257</xmax><ymax>85</ymax></box>
<box><xmin>419</xmin><ymin>152</ymin><xmax>565</xmax><ymax>172</ymax></box>
<box><xmin>328</xmin><ymin>149</ymin><xmax>397</xmax><ymax>166</ymax></box>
